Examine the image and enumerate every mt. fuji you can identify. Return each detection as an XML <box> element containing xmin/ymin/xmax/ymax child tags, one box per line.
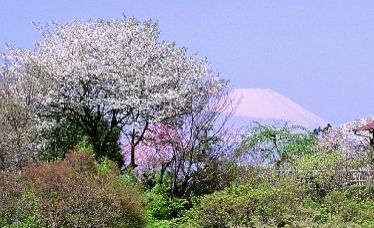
<box><xmin>229</xmin><ymin>88</ymin><xmax>328</xmax><ymax>129</ymax></box>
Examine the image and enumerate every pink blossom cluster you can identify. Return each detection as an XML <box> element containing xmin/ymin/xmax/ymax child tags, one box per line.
<box><xmin>122</xmin><ymin>124</ymin><xmax>181</xmax><ymax>172</ymax></box>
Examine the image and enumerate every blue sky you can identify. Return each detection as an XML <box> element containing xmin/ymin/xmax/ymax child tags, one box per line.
<box><xmin>1</xmin><ymin>1</ymin><xmax>373</xmax><ymax>125</ymax></box>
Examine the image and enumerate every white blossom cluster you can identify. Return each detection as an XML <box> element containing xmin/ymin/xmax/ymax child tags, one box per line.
<box><xmin>0</xmin><ymin>67</ymin><xmax>40</xmax><ymax>169</ymax></box>
<box><xmin>318</xmin><ymin>117</ymin><xmax>374</xmax><ymax>160</ymax></box>
<box><xmin>0</xmin><ymin>17</ymin><xmax>226</xmax><ymax>161</ymax></box>
<box><xmin>49</xmin><ymin>19</ymin><xmax>217</xmax><ymax>122</ymax></box>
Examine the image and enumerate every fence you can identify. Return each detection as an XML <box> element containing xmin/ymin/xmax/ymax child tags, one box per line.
<box><xmin>257</xmin><ymin>168</ymin><xmax>374</xmax><ymax>187</ymax></box>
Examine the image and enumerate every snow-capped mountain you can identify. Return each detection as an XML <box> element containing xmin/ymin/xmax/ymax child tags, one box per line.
<box><xmin>229</xmin><ymin>88</ymin><xmax>328</xmax><ymax>128</ymax></box>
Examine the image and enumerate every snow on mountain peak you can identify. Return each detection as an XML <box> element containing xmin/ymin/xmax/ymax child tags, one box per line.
<box><xmin>229</xmin><ymin>88</ymin><xmax>328</xmax><ymax>128</ymax></box>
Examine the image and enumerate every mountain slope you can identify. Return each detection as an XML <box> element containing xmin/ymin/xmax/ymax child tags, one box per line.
<box><xmin>229</xmin><ymin>88</ymin><xmax>328</xmax><ymax>128</ymax></box>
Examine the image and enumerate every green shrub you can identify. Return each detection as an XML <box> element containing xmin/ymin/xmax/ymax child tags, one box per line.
<box><xmin>144</xmin><ymin>172</ymin><xmax>191</xmax><ymax>227</ymax></box>
<box><xmin>74</xmin><ymin>135</ymin><xmax>94</xmax><ymax>153</ymax></box>
<box><xmin>292</xmin><ymin>149</ymin><xmax>367</xmax><ymax>201</ymax></box>
<box><xmin>0</xmin><ymin>151</ymin><xmax>146</xmax><ymax>227</ymax></box>
<box><xmin>195</xmin><ymin>178</ymin><xmax>308</xmax><ymax>227</ymax></box>
<box><xmin>324</xmin><ymin>189</ymin><xmax>374</xmax><ymax>225</ymax></box>
<box><xmin>0</xmin><ymin>172</ymin><xmax>38</xmax><ymax>226</ymax></box>
<box><xmin>95</xmin><ymin>156</ymin><xmax>114</xmax><ymax>173</ymax></box>
<box><xmin>190</xmin><ymin>176</ymin><xmax>374</xmax><ymax>227</ymax></box>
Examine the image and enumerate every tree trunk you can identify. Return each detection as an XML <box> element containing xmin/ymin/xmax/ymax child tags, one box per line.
<box><xmin>130</xmin><ymin>143</ymin><xmax>137</xmax><ymax>168</ymax></box>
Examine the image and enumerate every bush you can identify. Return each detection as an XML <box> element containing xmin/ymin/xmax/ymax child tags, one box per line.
<box><xmin>0</xmin><ymin>172</ymin><xmax>38</xmax><ymax>227</ymax></box>
<box><xmin>145</xmin><ymin>172</ymin><xmax>189</xmax><ymax>227</ymax></box>
<box><xmin>194</xmin><ymin>178</ymin><xmax>308</xmax><ymax>227</ymax></box>
<box><xmin>323</xmin><ymin>188</ymin><xmax>374</xmax><ymax>225</ymax></box>
<box><xmin>292</xmin><ymin>149</ymin><xmax>366</xmax><ymax>201</ymax></box>
<box><xmin>188</xmin><ymin>175</ymin><xmax>374</xmax><ymax>228</ymax></box>
<box><xmin>0</xmin><ymin>151</ymin><xmax>146</xmax><ymax>227</ymax></box>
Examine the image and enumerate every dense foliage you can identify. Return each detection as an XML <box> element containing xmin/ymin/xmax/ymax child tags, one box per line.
<box><xmin>187</xmin><ymin>178</ymin><xmax>374</xmax><ymax>227</ymax></box>
<box><xmin>0</xmin><ymin>151</ymin><xmax>145</xmax><ymax>227</ymax></box>
<box><xmin>1</xmin><ymin>16</ymin><xmax>374</xmax><ymax>227</ymax></box>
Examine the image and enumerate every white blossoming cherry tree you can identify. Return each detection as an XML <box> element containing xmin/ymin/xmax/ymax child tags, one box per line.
<box><xmin>1</xmin><ymin>17</ymin><xmax>226</xmax><ymax>168</ymax></box>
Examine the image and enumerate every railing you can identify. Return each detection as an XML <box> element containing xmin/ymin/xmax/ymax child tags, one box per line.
<box><xmin>256</xmin><ymin>168</ymin><xmax>374</xmax><ymax>187</ymax></box>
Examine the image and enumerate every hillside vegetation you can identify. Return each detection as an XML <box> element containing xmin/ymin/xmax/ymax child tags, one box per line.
<box><xmin>1</xmin><ymin>16</ymin><xmax>374</xmax><ymax>227</ymax></box>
